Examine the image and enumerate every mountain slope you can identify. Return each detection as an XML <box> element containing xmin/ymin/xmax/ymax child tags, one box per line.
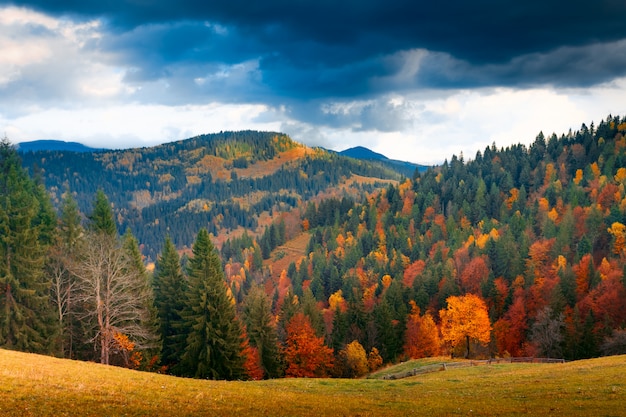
<box><xmin>16</xmin><ymin>140</ymin><xmax>104</xmax><ymax>153</ymax></box>
<box><xmin>19</xmin><ymin>131</ymin><xmax>405</xmax><ymax>260</ymax></box>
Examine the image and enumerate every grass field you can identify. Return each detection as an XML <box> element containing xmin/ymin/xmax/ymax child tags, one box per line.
<box><xmin>1</xmin><ymin>348</ymin><xmax>625</xmax><ymax>416</ymax></box>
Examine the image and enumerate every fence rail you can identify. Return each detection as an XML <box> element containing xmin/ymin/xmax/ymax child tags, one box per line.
<box><xmin>380</xmin><ymin>357</ymin><xmax>565</xmax><ymax>380</ymax></box>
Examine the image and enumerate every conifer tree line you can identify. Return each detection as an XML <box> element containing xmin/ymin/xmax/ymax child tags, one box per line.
<box><xmin>4</xmin><ymin>115</ymin><xmax>626</xmax><ymax>380</ymax></box>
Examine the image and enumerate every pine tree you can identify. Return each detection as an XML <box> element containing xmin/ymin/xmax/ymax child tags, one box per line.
<box><xmin>122</xmin><ymin>229</ymin><xmax>160</xmax><ymax>362</ymax></box>
<box><xmin>153</xmin><ymin>236</ymin><xmax>187</xmax><ymax>369</ymax></box>
<box><xmin>0</xmin><ymin>138</ymin><xmax>58</xmax><ymax>353</ymax></box>
<box><xmin>243</xmin><ymin>285</ymin><xmax>282</xmax><ymax>378</ymax></box>
<box><xmin>178</xmin><ymin>229</ymin><xmax>245</xmax><ymax>379</ymax></box>
<box><xmin>89</xmin><ymin>189</ymin><xmax>117</xmax><ymax>236</ymax></box>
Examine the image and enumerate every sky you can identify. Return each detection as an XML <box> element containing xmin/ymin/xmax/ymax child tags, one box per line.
<box><xmin>1</xmin><ymin>1</ymin><xmax>626</xmax><ymax>164</ymax></box>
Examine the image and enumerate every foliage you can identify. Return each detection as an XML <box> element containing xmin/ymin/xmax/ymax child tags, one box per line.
<box><xmin>337</xmin><ymin>340</ymin><xmax>369</xmax><ymax>378</ymax></box>
<box><xmin>0</xmin><ymin>138</ymin><xmax>57</xmax><ymax>354</ymax></box>
<box><xmin>243</xmin><ymin>285</ymin><xmax>283</xmax><ymax>378</ymax></box>
<box><xmin>403</xmin><ymin>301</ymin><xmax>441</xmax><ymax>359</ymax></box>
<box><xmin>152</xmin><ymin>236</ymin><xmax>186</xmax><ymax>369</ymax></box>
<box><xmin>177</xmin><ymin>229</ymin><xmax>245</xmax><ymax>379</ymax></box>
<box><xmin>283</xmin><ymin>312</ymin><xmax>334</xmax><ymax>378</ymax></box>
<box><xmin>440</xmin><ymin>294</ymin><xmax>491</xmax><ymax>358</ymax></box>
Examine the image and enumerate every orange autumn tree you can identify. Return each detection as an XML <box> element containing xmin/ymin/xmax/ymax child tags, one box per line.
<box><xmin>440</xmin><ymin>294</ymin><xmax>491</xmax><ymax>358</ymax></box>
<box><xmin>283</xmin><ymin>313</ymin><xmax>334</xmax><ymax>377</ymax></box>
<box><xmin>112</xmin><ymin>332</ymin><xmax>142</xmax><ymax>369</ymax></box>
<box><xmin>403</xmin><ymin>301</ymin><xmax>440</xmax><ymax>358</ymax></box>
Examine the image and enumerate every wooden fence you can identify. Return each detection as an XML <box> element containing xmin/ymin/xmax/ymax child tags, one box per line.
<box><xmin>380</xmin><ymin>357</ymin><xmax>565</xmax><ymax>380</ymax></box>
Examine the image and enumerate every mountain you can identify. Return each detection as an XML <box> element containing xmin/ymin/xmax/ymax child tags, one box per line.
<box><xmin>339</xmin><ymin>146</ymin><xmax>388</xmax><ymax>160</ymax></box>
<box><xmin>16</xmin><ymin>139</ymin><xmax>104</xmax><ymax>153</ymax></box>
<box><xmin>339</xmin><ymin>146</ymin><xmax>430</xmax><ymax>177</ymax></box>
<box><xmin>19</xmin><ymin>131</ymin><xmax>406</xmax><ymax>260</ymax></box>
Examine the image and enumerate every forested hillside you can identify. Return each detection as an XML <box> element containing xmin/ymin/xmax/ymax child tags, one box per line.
<box><xmin>274</xmin><ymin>115</ymin><xmax>626</xmax><ymax>364</ymax></box>
<box><xmin>20</xmin><ymin>132</ymin><xmax>403</xmax><ymax>260</ymax></box>
<box><xmin>4</xmin><ymin>116</ymin><xmax>626</xmax><ymax>382</ymax></box>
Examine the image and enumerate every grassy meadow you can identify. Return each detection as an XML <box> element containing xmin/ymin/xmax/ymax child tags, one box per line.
<box><xmin>1</xmin><ymin>348</ymin><xmax>625</xmax><ymax>416</ymax></box>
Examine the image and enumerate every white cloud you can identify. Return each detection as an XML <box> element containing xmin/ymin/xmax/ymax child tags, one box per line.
<box><xmin>0</xmin><ymin>6</ymin><xmax>123</xmax><ymax>110</ymax></box>
<box><xmin>4</xmin><ymin>103</ymin><xmax>282</xmax><ymax>148</ymax></box>
<box><xmin>283</xmin><ymin>82</ymin><xmax>626</xmax><ymax>165</ymax></box>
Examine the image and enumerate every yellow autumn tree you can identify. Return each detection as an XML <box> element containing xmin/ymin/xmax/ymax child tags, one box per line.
<box><xmin>340</xmin><ymin>340</ymin><xmax>369</xmax><ymax>378</ymax></box>
<box><xmin>439</xmin><ymin>294</ymin><xmax>491</xmax><ymax>358</ymax></box>
<box><xmin>608</xmin><ymin>222</ymin><xmax>626</xmax><ymax>255</ymax></box>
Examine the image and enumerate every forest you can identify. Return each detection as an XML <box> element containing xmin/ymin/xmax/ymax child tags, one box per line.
<box><xmin>19</xmin><ymin>131</ymin><xmax>403</xmax><ymax>261</ymax></box>
<box><xmin>3</xmin><ymin>115</ymin><xmax>626</xmax><ymax>380</ymax></box>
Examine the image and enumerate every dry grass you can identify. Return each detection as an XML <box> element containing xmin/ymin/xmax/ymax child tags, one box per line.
<box><xmin>265</xmin><ymin>232</ymin><xmax>311</xmax><ymax>281</ymax></box>
<box><xmin>236</xmin><ymin>146</ymin><xmax>309</xmax><ymax>179</ymax></box>
<box><xmin>1</xmin><ymin>349</ymin><xmax>625</xmax><ymax>416</ymax></box>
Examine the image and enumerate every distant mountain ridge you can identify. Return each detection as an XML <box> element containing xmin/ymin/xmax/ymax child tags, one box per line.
<box><xmin>339</xmin><ymin>146</ymin><xmax>430</xmax><ymax>176</ymax></box>
<box><xmin>19</xmin><ymin>131</ymin><xmax>407</xmax><ymax>260</ymax></box>
<box><xmin>17</xmin><ymin>140</ymin><xmax>104</xmax><ymax>153</ymax></box>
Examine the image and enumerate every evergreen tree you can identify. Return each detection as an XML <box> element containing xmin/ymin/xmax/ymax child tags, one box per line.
<box><xmin>122</xmin><ymin>229</ymin><xmax>160</xmax><ymax>361</ymax></box>
<box><xmin>178</xmin><ymin>229</ymin><xmax>245</xmax><ymax>379</ymax></box>
<box><xmin>89</xmin><ymin>189</ymin><xmax>117</xmax><ymax>236</ymax></box>
<box><xmin>243</xmin><ymin>285</ymin><xmax>283</xmax><ymax>378</ymax></box>
<box><xmin>0</xmin><ymin>138</ymin><xmax>57</xmax><ymax>353</ymax></box>
<box><xmin>153</xmin><ymin>236</ymin><xmax>187</xmax><ymax>369</ymax></box>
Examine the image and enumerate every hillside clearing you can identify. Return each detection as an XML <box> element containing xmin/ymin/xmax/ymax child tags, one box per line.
<box><xmin>1</xmin><ymin>349</ymin><xmax>625</xmax><ymax>416</ymax></box>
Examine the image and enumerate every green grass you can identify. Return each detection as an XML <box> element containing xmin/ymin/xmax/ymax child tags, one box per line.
<box><xmin>1</xmin><ymin>349</ymin><xmax>625</xmax><ymax>416</ymax></box>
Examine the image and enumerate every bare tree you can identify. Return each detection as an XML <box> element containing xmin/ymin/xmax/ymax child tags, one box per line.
<box><xmin>601</xmin><ymin>329</ymin><xmax>626</xmax><ymax>356</ymax></box>
<box><xmin>530</xmin><ymin>307</ymin><xmax>564</xmax><ymax>358</ymax></box>
<box><xmin>71</xmin><ymin>232</ymin><xmax>158</xmax><ymax>365</ymax></box>
<box><xmin>47</xmin><ymin>245</ymin><xmax>76</xmax><ymax>357</ymax></box>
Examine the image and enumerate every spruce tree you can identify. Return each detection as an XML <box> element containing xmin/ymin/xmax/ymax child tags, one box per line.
<box><xmin>122</xmin><ymin>229</ymin><xmax>160</xmax><ymax>359</ymax></box>
<box><xmin>244</xmin><ymin>285</ymin><xmax>282</xmax><ymax>378</ymax></box>
<box><xmin>0</xmin><ymin>138</ymin><xmax>57</xmax><ymax>353</ymax></box>
<box><xmin>153</xmin><ymin>236</ymin><xmax>187</xmax><ymax>369</ymax></box>
<box><xmin>178</xmin><ymin>229</ymin><xmax>245</xmax><ymax>379</ymax></box>
<box><xmin>89</xmin><ymin>189</ymin><xmax>117</xmax><ymax>236</ymax></box>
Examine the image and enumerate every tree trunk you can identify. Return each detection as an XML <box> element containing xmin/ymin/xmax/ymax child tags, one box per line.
<box><xmin>465</xmin><ymin>335</ymin><xmax>470</xmax><ymax>359</ymax></box>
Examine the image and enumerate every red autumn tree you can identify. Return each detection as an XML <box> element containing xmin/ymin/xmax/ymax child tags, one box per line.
<box><xmin>493</xmin><ymin>291</ymin><xmax>527</xmax><ymax>356</ymax></box>
<box><xmin>440</xmin><ymin>294</ymin><xmax>491</xmax><ymax>358</ymax></box>
<box><xmin>403</xmin><ymin>301</ymin><xmax>440</xmax><ymax>359</ymax></box>
<box><xmin>586</xmin><ymin>258</ymin><xmax>626</xmax><ymax>326</ymax></box>
<box><xmin>574</xmin><ymin>254</ymin><xmax>594</xmax><ymax>301</ymax></box>
<box><xmin>283</xmin><ymin>313</ymin><xmax>334</xmax><ymax>378</ymax></box>
<box><xmin>241</xmin><ymin>328</ymin><xmax>265</xmax><ymax>380</ymax></box>
<box><xmin>459</xmin><ymin>256</ymin><xmax>490</xmax><ymax>295</ymax></box>
<box><xmin>403</xmin><ymin>259</ymin><xmax>426</xmax><ymax>288</ymax></box>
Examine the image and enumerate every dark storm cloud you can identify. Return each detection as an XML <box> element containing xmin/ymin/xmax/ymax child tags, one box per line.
<box><xmin>9</xmin><ymin>0</ymin><xmax>626</xmax><ymax>62</ymax></box>
<box><xmin>3</xmin><ymin>0</ymin><xmax>626</xmax><ymax>132</ymax></box>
